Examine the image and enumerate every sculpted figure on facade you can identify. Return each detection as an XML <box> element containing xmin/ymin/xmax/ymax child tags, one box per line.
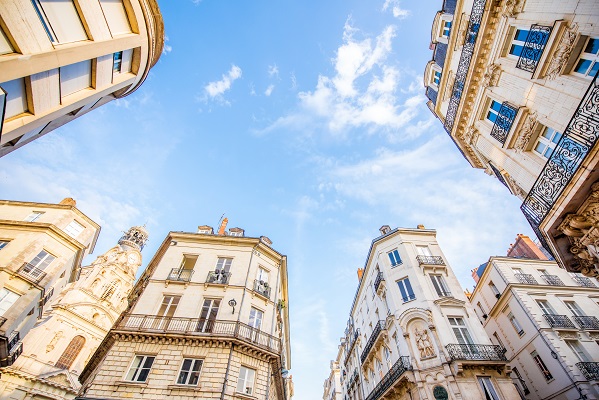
<box><xmin>414</xmin><ymin>326</ymin><xmax>436</xmax><ymax>359</ymax></box>
<box><xmin>482</xmin><ymin>64</ymin><xmax>501</xmax><ymax>88</ymax></box>
<box><xmin>501</xmin><ymin>0</ymin><xmax>524</xmax><ymax>18</ymax></box>
<box><xmin>546</xmin><ymin>23</ymin><xmax>579</xmax><ymax>80</ymax></box>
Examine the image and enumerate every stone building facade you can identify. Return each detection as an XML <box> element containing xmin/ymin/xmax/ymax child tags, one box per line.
<box><xmin>424</xmin><ymin>0</ymin><xmax>599</xmax><ymax>277</ymax></box>
<box><xmin>322</xmin><ymin>355</ymin><xmax>343</xmax><ymax>400</ymax></box>
<box><xmin>325</xmin><ymin>225</ymin><xmax>518</xmax><ymax>400</ymax></box>
<box><xmin>0</xmin><ymin>198</ymin><xmax>100</xmax><ymax>368</ymax></box>
<box><xmin>77</xmin><ymin>223</ymin><xmax>292</xmax><ymax>400</ymax></box>
<box><xmin>470</xmin><ymin>256</ymin><xmax>599</xmax><ymax>399</ymax></box>
<box><xmin>0</xmin><ymin>0</ymin><xmax>164</xmax><ymax>157</ymax></box>
<box><xmin>0</xmin><ymin>226</ymin><xmax>147</xmax><ymax>399</ymax></box>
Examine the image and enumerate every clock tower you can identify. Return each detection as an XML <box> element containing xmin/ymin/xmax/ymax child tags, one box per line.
<box><xmin>0</xmin><ymin>226</ymin><xmax>147</xmax><ymax>399</ymax></box>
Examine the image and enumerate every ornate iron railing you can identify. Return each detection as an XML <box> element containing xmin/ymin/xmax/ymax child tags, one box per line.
<box><xmin>443</xmin><ymin>0</ymin><xmax>487</xmax><ymax>134</ymax></box>
<box><xmin>514</xmin><ymin>273</ymin><xmax>538</xmax><ymax>285</ymax></box>
<box><xmin>573</xmin><ymin>276</ymin><xmax>597</xmax><ymax>287</ymax></box>
<box><xmin>167</xmin><ymin>268</ymin><xmax>194</xmax><ymax>282</ymax></box>
<box><xmin>516</xmin><ymin>25</ymin><xmax>552</xmax><ymax>73</ymax></box>
<box><xmin>577</xmin><ymin>362</ymin><xmax>599</xmax><ymax>380</ymax></box>
<box><xmin>374</xmin><ymin>272</ymin><xmax>384</xmax><ymax>293</ymax></box>
<box><xmin>117</xmin><ymin>314</ymin><xmax>281</xmax><ymax>354</ymax></box>
<box><xmin>343</xmin><ymin>329</ymin><xmax>360</xmax><ymax>366</ymax></box>
<box><xmin>360</xmin><ymin>320</ymin><xmax>385</xmax><ymax>364</ymax></box>
<box><xmin>541</xmin><ymin>274</ymin><xmax>564</xmax><ymax>286</ymax></box>
<box><xmin>445</xmin><ymin>344</ymin><xmax>507</xmax><ymax>361</ymax></box>
<box><xmin>543</xmin><ymin>314</ymin><xmax>576</xmax><ymax>329</ymax></box>
<box><xmin>490</xmin><ymin>102</ymin><xmax>518</xmax><ymax>144</ymax></box>
<box><xmin>521</xmin><ymin>71</ymin><xmax>599</xmax><ymax>251</ymax></box>
<box><xmin>206</xmin><ymin>270</ymin><xmax>231</xmax><ymax>285</ymax></box>
<box><xmin>253</xmin><ymin>279</ymin><xmax>271</xmax><ymax>299</ymax></box>
<box><xmin>416</xmin><ymin>255</ymin><xmax>445</xmax><ymax>266</ymax></box>
<box><xmin>364</xmin><ymin>356</ymin><xmax>411</xmax><ymax>400</ymax></box>
<box><xmin>573</xmin><ymin>316</ymin><xmax>599</xmax><ymax>330</ymax></box>
<box><xmin>17</xmin><ymin>263</ymin><xmax>47</xmax><ymax>284</ymax></box>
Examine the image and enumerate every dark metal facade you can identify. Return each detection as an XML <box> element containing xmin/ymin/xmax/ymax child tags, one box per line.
<box><xmin>516</xmin><ymin>25</ymin><xmax>552</xmax><ymax>73</ymax></box>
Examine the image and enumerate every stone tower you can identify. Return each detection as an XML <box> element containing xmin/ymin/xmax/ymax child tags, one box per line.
<box><xmin>0</xmin><ymin>226</ymin><xmax>147</xmax><ymax>400</ymax></box>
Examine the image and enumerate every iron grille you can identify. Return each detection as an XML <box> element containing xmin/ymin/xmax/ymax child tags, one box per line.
<box><xmin>253</xmin><ymin>279</ymin><xmax>271</xmax><ymax>299</ymax></box>
<box><xmin>360</xmin><ymin>320</ymin><xmax>385</xmax><ymax>364</ymax></box>
<box><xmin>364</xmin><ymin>356</ymin><xmax>411</xmax><ymax>400</ymax></box>
<box><xmin>374</xmin><ymin>271</ymin><xmax>384</xmax><ymax>293</ymax></box>
<box><xmin>514</xmin><ymin>273</ymin><xmax>538</xmax><ymax>285</ymax></box>
<box><xmin>516</xmin><ymin>25</ymin><xmax>552</xmax><ymax>73</ymax></box>
<box><xmin>343</xmin><ymin>328</ymin><xmax>360</xmax><ymax>366</ymax></box>
<box><xmin>543</xmin><ymin>314</ymin><xmax>576</xmax><ymax>329</ymax></box>
<box><xmin>490</xmin><ymin>102</ymin><xmax>518</xmax><ymax>144</ymax></box>
<box><xmin>445</xmin><ymin>344</ymin><xmax>507</xmax><ymax>361</ymax></box>
<box><xmin>206</xmin><ymin>270</ymin><xmax>231</xmax><ymax>285</ymax></box>
<box><xmin>167</xmin><ymin>268</ymin><xmax>194</xmax><ymax>282</ymax></box>
<box><xmin>577</xmin><ymin>362</ymin><xmax>599</xmax><ymax>380</ymax></box>
<box><xmin>17</xmin><ymin>263</ymin><xmax>47</xmax><ymax>284</ymax></box>
<box><xmin>541</xmin><ymin>274</ymin><xmax>564</xmax><ymax>286</ymax></box>
<box><xmin>521</xmin><ymin>71</ymin><xmax>599</xmax><ymax>249</ymax></box>
<box><xmin>573</xmin><ymin>276</ymin><xmax>597</xmax><ymax>287</ymax></box>
<box><xmin>573</xmin><ymin>316</ymin><xmax>599</xmax><ymax>330</ymax></box>
<box><xmin>444</xmin><ymin>0</ymin><xmax>487</xmax><ymax>134</ymax></box>
<box><xmin>416</xmin><ymin>255</ymin><xmax>445</xmax><ymax>266</ymax></box>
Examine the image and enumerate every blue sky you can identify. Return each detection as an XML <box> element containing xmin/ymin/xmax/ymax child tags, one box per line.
<box><xmin>1</xmin><ymin>0</ymin><xmax>535</xmax><ymax>398</ymax></box>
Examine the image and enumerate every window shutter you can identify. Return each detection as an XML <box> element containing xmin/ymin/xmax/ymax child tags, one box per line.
<box><xmin>39</xmin><ymin>0</ymin><xmax>88</xmax><ymax>44</ymax></box>
<box><xmin>100</xmin><ymin>0</ymin><xmax>132</xmax><ymax>36</ymax></box>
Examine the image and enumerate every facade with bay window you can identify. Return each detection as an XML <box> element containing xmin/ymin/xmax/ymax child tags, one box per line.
<box><xmin>324</xmin><ymin>225</ymin><xmax>517</xmax><ymax>400</ymax></box>
<box><xmin>0</xmin><ymin>0</ymin><xmax>164</xmax><ymax>157</ymax></box>
<box><xmin>77</xmin><ymin>224</ymin><xmax>292</xmax><ymax>400</ymax></box>
<box><xmin>424</xmin><ymin>0</ymin><xmax>599</xmax><ymax>277</ymax></box>
<box><xmin>470</xmin><ymin>256</ymin><xmax>599</xmax><ymax>399</ymax></box>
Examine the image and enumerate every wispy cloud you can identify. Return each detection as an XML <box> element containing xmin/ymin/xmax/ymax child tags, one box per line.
<box><xmin>202</xmin><ymin>65</ymin><xmax>242</xmax><ymax>103</ymax></box>
<box><xmin>162</xmin><ymin>35</ymin><xmax>172</xmax><ymax>55</ymax></box>
<box><xmin>268</xmin><ymin>64</ymin><xmax>279</xmax><ymax>78</ymax></box>
<box><xmin>290</xmin><ymin>72</ymin><xmax>297</xmax><ymax>90</ymax></box>
<box><xmin>264</xmin><ymin>84</ymin><xmax>274</xmax><ymax>96</ymax></box>
<box><xmin>382</xmin><ymin>0</ymin><xmax>411</xmax><ymax>19</ymax></box>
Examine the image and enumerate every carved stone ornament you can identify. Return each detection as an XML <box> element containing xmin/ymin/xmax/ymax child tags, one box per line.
<box><xmin>546</xmin><ymin>23</ymin><xmax>579</xmax><ymax>80</ymax></box>
<box><xmin>443</xmin><ymin>72</ymin><xmax>456</xmax><ymax>101</ymax></box>
<box><xmin>501</xmin><ymin>0</ymin><xmax>525</xmax><ymax>18</ymax></box>
<box><xmin>46</xmin><ymin>330</ymin><xmax>64</xmax><ymax>353</ymax></box>
<box><xmin>482</xmin><ymin>64</ymin><xmax>501</xmax><ymax>88</ymax></box>
<box><xmin>504</xmin><ymin>174</ymin><xmax>527</xmax><ymax>199</ymax></box>
<box><xmin>514</xmin><ymin>111</ymin><xmax>538</xmax><ymax>151</ymax></box>
<box><xmin>414</xmin><ymin>325</ymin><xmax>436</xmax><ymax>360</ymax></box>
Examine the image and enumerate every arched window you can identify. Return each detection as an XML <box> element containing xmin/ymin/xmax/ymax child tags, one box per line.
<box><xmin>55</xmin><ymin>335</ymin><xmax>85</xmax><ymax>369</ymax></box>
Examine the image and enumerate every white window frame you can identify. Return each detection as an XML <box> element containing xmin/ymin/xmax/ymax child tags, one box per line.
<box><xmin>564</xmin><ymin>301</ymin><xmax>585</xmax><ymax>316</ymax></box>
<box><xmin>28</xmin><ymin>250</ymin><xmax>56</xmax><ymax>271</ymax></box>
<box><xmin>125</xmin><ymin>355</ymin><xmax>155</xmax><ymax>382</ymax></box>
<box><xmin>430</xmin><ymin>274</ymin><xmax>451</xmax><ymax>297</ymax></box>
<box><xmin>64</xmin><ymin>220</ymin><xmax>85</xmax><ymax>238</ymax></box>
<box><xmin>0</xmin><ymin>288</ymin><xmax>20</xmax><ymax>316</ymax></box>
<box><xmin>256</xmin><ymin>266</ymin><xmax>269</xmax><ymax>283</ymax></box>
<box><xmin>572</xmin><ymin>37</ymin><xmax>599</xmax><ymax>79</ymax></box>
<box><xmin>533</xmin><ymin>126</ymin><xmax>562</xmax><ymax>159</ymax></box>
<box><xmin>249</xmin><ymin>307</ymin><xmax>264</xmax><ymax>329</ymax></box>
<box><xmin>536</xmin><ymin>300</ymin><xmax>555</xmax><ymax>315</ymax></box>
<box><xmin>215</xmin><ymin>257</ymin><xmax>232</xmax><ymax>272</ymax></box>
<box><xmin>24</xmin><ymin>211</ymin><xmax>43</xmax><ymax>222</ymax></box>
<box><xmin>507</xmin><ymin>27</ymin><xmax>531</xmax><ymax>59</ymax></box>
<box><xmin>0</xmin><ymin>78</ymin><xmax>28</xmax><ymax>119</ymax></box>
<box><xmin>448</xmin><ymin>317</ymin><xmax>474</xmax><ymax>345</ymax></box>
<box><xmin>176</xmin><ymin>358</ymin><xmax>203</xmax><ymax>386</ymax></box>
<box><xmin>440</xmin><ymin>19</ymin><xmax>452</xmax><ymax>38</ymax></box>
<box><xmin>396</xmin><ymin>277</ymin><xmax>415</xmax><ymax>303</ymax></box>
<box><xmin>0</xmin><ymin>240</ymin><xmax>9</xmax><ymax>250</ymax></box>
<box><xmin>531</xmin><ymin>350</ymin><xmax>553</xmax><ymax>381</ymax></box>
<box><xmin>486</xmin><ymin>99</ymin><xmax>503</xmax><ymax>124</ymax></box>
<box><xmin>416</xmin><ymin>245</ymin><xmax>433</xmax><ymax>257</ymax></box>
<box><xmin>112</xmin><ymin>49</ymin><xmax>133</xmax><ymax>77</ymax></box>
<box><xmin>478</xmin><ymin>377</ymin><xmax>500</xmax><ymax>400</ymax></box>
<box><xmin>565</xmin><ymin>340</ymin><xmax>590</xmax><ymax>362</ymax></box>
<box><xmin>508</xmin><ymin>312</ymin><xmax>525</xmax><ymax>336</ymax></box>
<box><xmin>237</xmin><ymin>365</ymin><xmax>256</xmax><ymax>395</ymax></box>
<box><xmin>31</xmin><ymin>0</ymin><xmax>88</xmax><ymax>44</ymax></box>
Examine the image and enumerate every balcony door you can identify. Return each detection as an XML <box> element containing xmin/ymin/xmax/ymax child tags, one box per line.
<box><xmin>448</xmin><ymin>317</ymin><xmax>474</xmax><ymax>345</ymax></box>
<box><xmin>213</xmin><ymin>257</ymin><xmax>232</xmax><ymax>283</ymax></box>
<box><xmin>416</xmin><ymin>245</ymin><xmax>433</xmax><ymax>257</ymax></box>
<box><xmin>197</xmin><ymin>298</ymin><xmax>220</xmax><ymax>333</ymax></box>
<box><xmin>153</xmin><ymin>295</ymin><xmax>180</xmax><ymax>329</ymax></box>
<box><xmin>26</xmin><ymin>250</ymin><xmax>55</xmax><ymax>277</ymax></box>
<box><xmin>248</xmin><ymin>307</ymin><xmax>264</xmax><ymax>343</ymax></box>
<box><xmin>564</xmin><ymin>301</ymin><xmax>585</xmax><ymax>316</ymax></box>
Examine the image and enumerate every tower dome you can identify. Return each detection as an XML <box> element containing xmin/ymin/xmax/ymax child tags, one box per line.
<box><xmin>118</xmin><ymin>225</ymin><xmax>149</xmax><ymax>251</ymax></box>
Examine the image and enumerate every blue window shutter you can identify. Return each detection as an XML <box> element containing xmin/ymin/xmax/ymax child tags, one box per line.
<box><xmin>397</xmin><ymin>280</ymin><xmax>407</xmax><ymax>300</ymax></box>
<box><xmin>388</xmin><ymin>252</ymin><xmax>395</xmax><ymax>266</ymax></box>
<box><xmin>404</xmin><ymin>278</ymin><xmax>415</xmax><ymax>299</ymax></box>
<box><xmin>394</xmin><ymin>250</ymin><xmax>401</xmax><ymax>265</ymax></box>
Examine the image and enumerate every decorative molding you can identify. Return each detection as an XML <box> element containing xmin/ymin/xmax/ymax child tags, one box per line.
<box><xmin>500</xmin><ymin>0</ymin><xmax>525</xmax><ymax>18</ymax></box>
<box><xmin>504</xmin><ymin>174</ymin><xmax>528</xmax><ymax>199</ymax></box>
<box><xmin>545</xmin><ymin>23</ymin><xmax>579</xmax><ymax>80</ymax></box>
<box><xmin>514</xmin><ymin>111</ymin><xmax>538</xmax><ymax>151</ymax></box>
<box><xmin>482</xmin><ymin>63</ymin><xmax>501</xmax><ymax>88</ymax></box>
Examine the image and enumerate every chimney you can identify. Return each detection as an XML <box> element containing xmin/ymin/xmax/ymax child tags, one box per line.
<box><xmin>417</xmin><ymin>224</ymin><xmax>425</xmax><ymax>229</ymax></box>
<box><xmin>59</xmin><ymin>197</ymin><xmax>77</xmax><ymax>206</ymax></box>
<box><xmin>379</xmin><ymin>225</ymin><xmax>391</xmax><ymax>235</ymax></box>
<box><xmin>218</xmin><ymin>218</ymin><xmax>228</xmax><ymax>235</ymax></box>
<box><xmin>357</xmin><ymin>268</ymin><xmax>364</xmax><ymax>281</ymax></box>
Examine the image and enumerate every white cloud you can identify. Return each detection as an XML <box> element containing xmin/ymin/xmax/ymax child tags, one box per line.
<box><xmin>264</xmin><ymin>84</ymin><xmax>275</xmax><ymax>96</ymax></box>
<box><xmin>290</xmin><ymin>72</ymin><xmax>297</xmax><ymax>90</ymax></box>
<box><xmin>162</xmin><ymin>35</ymin><xmax>172</xmax><ymax>55</ymax></box>
<box><xmin>382</xmin><ymin>0</ymin><xmax>411</xmax><ymax>19</ymax></box>
<box><xmin>268</xmin><ymin>64</ymin><xmax>279</xmax><ymax>78</ymax></box>
<box><xmin>203</xmin><ymin>65</ymin><xmax>242</xmax><ymax>101</ymax></box>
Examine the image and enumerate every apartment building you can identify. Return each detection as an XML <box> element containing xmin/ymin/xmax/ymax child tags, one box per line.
<box><xmin>0</xmin><ymin>198</ymin><xmax>100</xmax><ymax>368</ymax></box>
<box><xmin>0</xmin><ymin>0</ymin><xmax>164</xmax><ymax>156</ymax></box>
<box><xmin>77</xmin><ymin>221</ymin><xmax>292</xmax><ymax>399</ymax></box>
<box><xmin>322</xmin><ymin>357</ymin><xmax>342</xmax><ymax>400</ymax></box>
<box><xmin>470</xmin><ymin>256</ymin><xmax>599</xmax><ymax>399</ymax></box>
<box><xmin>424</xmin><ymin>0</ymin><xmax>599</xmax><ymax>277</ymax></box>
<box><xmin>326</xmin><ymin>225</ymin><xmax>518</xmax><ymax>400</ymax></box>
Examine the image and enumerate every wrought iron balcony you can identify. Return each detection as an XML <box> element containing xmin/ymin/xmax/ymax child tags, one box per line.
<box><xmin>374</xmin><ymin>272</ymin><xmax>384</xmax><ymax>293</ymax></box>
<box><xmin>17</xmin><ymin>263</ymin><xmax>46</xmax><ymax>284</ymax></box>
<box><xmin>521</xmin><ymin>72</ymin><xmax>599</xmax><ymax>253</ymax></box>
<box><xmin>117</xmin><ymin>314</ymin><xmax>281</xmax><ymax>354</ymax></box>
<box><xmin>253</xmin><ymin>279</ymin><xmax>271</xmax><ymax>299</ymax></box>
<box><xmin>360</xmin><ymin>321</ymin><xmax>385</xmax><ymax>364</ymax></box>
<box><xmin>541</xmin><ymin>274</ymin><xmax>564</xmax><ymax>286</ymax></box>
<box><xmin>167</xmin><ymin>268</ymin><xmax>194</xmax><ymax>282</ymax></box>
<box><xmin>514</xmin><ymin>273</ymin><xmax>538</xmax><ymax>285</ymax></box>
<box><xmin>443</xmin><ymin>0</ymin><xmax>487</xmax><ymax>134</ymax></box>
<box><xmin>516</xmin><ymin>24</ymin><xmax>552</xmax><ymax>73</ymax></box>
<box><xmin>416</xmin><ymin>255</ymin><xmax>445</xmax><ymax>266</ymax></box>
<box><xmin>573</xmin><ymin>316</ymin><xmax>599</xmax><ymax>330</ymax></box>
<box><xmin>206</xmin><ymin>270</ymin><xmax>231</xmax><ymax>285</ymax></box>
<box><xmin>445</xmin><ymin>344</ymin><xmax>507</xmax><ymax>362</ymax></box>
<box><xmin>573</xmin><ymin>276</ymin><xmax>597</xmax><ymax>288</ymax></box>
<box><xmin>343</xmin><ymin>328</ymin><xmax>360</xmax><ymax>366</ymax></box>
<box><xmin>577</xmin><ymin>362</ymin><xmax>599</xmax><ymax>381</ymax></box>
<box><xmin>543</xmin><ymin>314</ymin><xmax>576</xmax><ymax>329</ymax></box>
<box><xmin>364</xmin><ymin>356</ymin><xmax>411</xmax><ymax>400</ymax></box>
<box><xmin>490</xmin><ymin>102</ymin><xmax>518</xmax><ymax>145</ymax></box>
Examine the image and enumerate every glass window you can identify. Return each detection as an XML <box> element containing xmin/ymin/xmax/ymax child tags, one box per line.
<box><xmin>249</xmin><ymin>307</ymin><xmax>263</xmax><ymax>329</ymax></box>
<box><xmin>215</xmin><ymin>257</ymin><xmax>232</xmax><ymax>272</ymax></box>
<box><xmin>397</xmin><ymin>277</ymin><xmax>415</xmax><ymax>302</ymax></box>
<box><xmin>531</xmin><ymin>350</ymin><xmax>553</xmax><ymax>381</ymax></box>
<box><xmin>564</xmin><ymin>301</ymin><xmax>585</xmax><ymax>316</ymax></box>
<box><xmin>257</xmin><ymin>267</ymin><xmax>269</xmax><ymax>283</ymax></box>
<box><xmin>113</xmin><ymin>49</ymin><xmax>133</xmax><ymax>76</ymax></box>
<box><xmin>24</xmin><ymin>211</ymin><xmax>44</xmax><ymax>222</ymax></box>
<box><xmin>157</xmin><ymin>295</ymin><xmax>180</xmax><ymax>318</ymax></box>
<box><xmin>486</xmin><ymin>100</ymin><xmax>502</xmax><ymax>123</ymax></box>
<box><xmin>55</xmin><ymin>335</ymin><xmax>85</xmax><ymax>369</ymax></box>
<box><xmin>536</xmin><ymin>300</ymin><xmax>555</xmax><ymax>315</ymax></box>
<box><xmin>533</xmin><ymin>127</ymin><xmax>562</xmax><ymax>159</ymax></box>
<box><xmin>388</xmin><ymin>249</ymin><xmax>402</xmax><ymax>267</ymax></box>
<box><xmin>60</xmin><ymin>60</ymin><xmax>92</xmax><ymax>97</ymax></box>
<box><xmin>0</xmin><ymin>240</ymin><xmax>9</xmax><ymax>250</ymax></box>
<box><xmin>508</xmin><ymin>28</ymin><xmax>548</xmax><ymax>61</ymax></box>
<box><xmin>237</xmin><ymin>366</ymin><xmax>256</xmax><ymax>395</ymax></box>
<box><xmin>566</xmin><ymin>341</ymin><xmax>590</xmax><ymax>362</ymax></box>
<box><xmin>125</xmin><ymin>355</ymin><xmax>155</xmax><ymax>382</ymax></box>
<box><xmin>31</xmin><ymin>0</ymin><xmax>88</xmax><ymax>44</ymax></box>
<box><xmin>0</xmin><ymin>78</ymin><xmax>28</xmax><ymax>119</ymax></box>
<box><xmin>28</xmin><ymin>250</ymin><xmax>56</xmax><ymax>270</ymax></box>
<box><xmin>0</xmin><ymin>288</ymin><xmax>20</xmax><ymax>315</ymax></box>
<box><xmin>478</xmin><ymin>377</ymin><xmax>500</xmax><ymax>400</ymax></box>
<box><xmin>431</xmin><ymin>274</ymin><xmax>451</xmax><ymax>297</ymax></box>
<box><xmin>99</xmin><ymin>0</ymin><xmax>132</xmax><ymax>36</ymax></box>
<box><xmin>416</xmin><ymin>245</ymin><xmax>433</xmax><ymax>257</ymax></box>
<box><xmin>448</xmin><ymin>317</ymin><xmax>474</xmax><ymax>344</ymax></box>
<box><xmin>573</xmin><ymin>37</ymin><xmax>599</xmax><ymax>78</ymax></box>
<box><xmin>64</xmin><ymin>220</ymin><xmax>84</xmax><ymax>238</ymax></box>
<box><xmin>489</xmin><ymin>282</ymin><xmax>501</xmax><ymax>297</ymax></box>
<box><xmin>177</xmin><ymin>358</ymin><xmax>203</xmax><ymax>385</ymax></box>
<box><xmin>508</xmin><ymin>312</ymin><xmax>525</xmax><ymax>336</ymax></box>
<box><xmin>432</xmin><ymin>70</ymin><xmax>442</xmax><ymax>86</ymax></box>
<box><xmin>197</xmin><ymin>298</ymin><xmax>220</xmax><ymax>333</ymax></box>
<box><xmin>441</xmin><ymin>20</ymin><xmax>452</xmax><ymax>38</ymax></box>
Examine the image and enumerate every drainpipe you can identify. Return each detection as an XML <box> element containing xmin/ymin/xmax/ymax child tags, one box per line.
<box><xmin>221</xmin><ymin>343</ymin><xmax>234</xmax><ymax>400</ymax></box>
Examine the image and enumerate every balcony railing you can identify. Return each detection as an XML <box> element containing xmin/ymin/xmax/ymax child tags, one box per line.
<box><xmin>360</xmin><ymin>321</ymin><xmax>385</xmax><ymax>364</ymax></box>
<box><xmin>544</xmin><ymin>314</ymin><xmax>576</xmax><ymax>329</ymax></box>
<box><xmin>167</xmin><ymin>268</ymin><xmax>194</xmax><ymax>282</ymax></box>
<box><xmin>206</xmin><ymin>270</ymin><xmax>231</xmax><ymax>285</ymax></box>
<box><xmin>117</xmin><ymin>314</ymin><xmax>281</xmax><ymax>354</ymax></box>
<box><xmin>343</xmin><ymin>328</ymin><xmax>360</xmax><ymax>366</ymax></box>
<box><xmin>416</xmin><ymin>255</ymin><xmax>445</xmax><ymax>266</ymax></box>
<box><xmin>253</xmin><ymin>279</ymin><xmax>271</xmax><ymax>299</ymax></box>
<box><xmin>522</xmin><ymin>71</ymin><xmax>599</xmax><ymax>252</ymax></box>
<box><xmin>490</xmin><ymin>102</ymin><xmax>518</xmax><ymax>145</ymax></box>
<box><xmin>516</xmin><ymin>24</ymin><xmax>552</xmax><ymax>73</ymax></box>
<box><xmin>17</xmin><ymin>263</ymin><xmax>46</xmax><ymax>283</ymax></box>
<box><xmin>573</xmin><ymin>276</ymin><xmax>597</xmax><ymax>288</ymax></box>
<box><xmin>541</xmin><ymin>274</ymin><xmax>565</xmax><ymax>286</ymax></box>
<box><xmin>443</xmin><ymin>0</ymin><xmax>487</xmax><ymax>134</ymax></box>
<box><xmin>374</xmin><ymin>272</ymin><xmax>384</xmax><ymax>293</ymax></box>
<box><xmin>514</xmin><ymin>273</ymin><xmax>538</xmax><ymax>285</ymax></box>
<box><xmin>446</xmin><ymin>344</ymin><xmax>507</xmax><ymax>362</ymax></box>
<box><xmin>577</xmin><ymin>362</ymin><xmax>599</xmax><ymax>380</ymax></box>
<box><xmin>364</xmin><ymin>356</ymin><xmax>411</xmax><ymax>400</ymax></box>
<box><xmin>573</xmin><ymin>316</ymin><xmax>599</xmax><ymax>330</ymax></box>
<box><xmin>7</xmin><ymin>331</ymin><xmax>20</xmax><ymax>352</ymax></box>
